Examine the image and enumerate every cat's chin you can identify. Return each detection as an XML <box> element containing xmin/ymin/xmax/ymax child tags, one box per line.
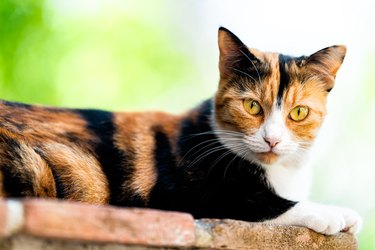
<box><xmin>255</xmin><ymin>152</ymin><xmax>279</xmax><ymax>164</ymax></box>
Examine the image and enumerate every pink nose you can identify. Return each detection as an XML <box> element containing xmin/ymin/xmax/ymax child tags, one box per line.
<box><xmin>264</xmin><ymin>137</ymin><xmax>280</xmax><ymax>148</ymax></box>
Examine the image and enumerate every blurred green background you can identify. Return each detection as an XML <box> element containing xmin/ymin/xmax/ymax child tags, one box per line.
<box><xmin>0</xmin><ymin>0</ymin><xmax>210</xmax><ymax>112</ymax></box>
<box><xmin>1</xmin><ymin>0</ymin><xmax>374</xmax><ymax>248</ymax></box>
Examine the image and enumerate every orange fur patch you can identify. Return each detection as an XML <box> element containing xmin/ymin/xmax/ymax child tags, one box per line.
<box><xmin>41</xmin><ymin>143</ymin><xmax>109</xmax><ymax>204</ymax></box>
<box><xmin>115</xmin><ymin>112</ymin><xmax>181</xmax><ymax>203</ymax></box>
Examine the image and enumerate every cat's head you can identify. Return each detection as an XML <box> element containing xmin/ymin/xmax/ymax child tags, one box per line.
<box><xmin>213</xmin><ymin>27</ymin><xmax>346</xmax><ymax>166</ymax></box>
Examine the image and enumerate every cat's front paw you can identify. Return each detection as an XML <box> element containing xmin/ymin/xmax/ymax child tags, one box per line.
<box><xmin>270</xmin><ymin>201</ymin><xmax>362</xmax><ymax>235</ymax></box>
<box><xmin>300</xmin><ymin>205</ymin><xmax>362</xmax><ymax>235</ymax></box>
<box><xmin>340</xmin><ymin>207</ymin><xmax>362</xmax><ymax>234</ymax></box>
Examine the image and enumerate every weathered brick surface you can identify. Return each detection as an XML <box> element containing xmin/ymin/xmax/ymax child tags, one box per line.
<box><xmin>0</xmin><ymin>199</ymin><xmax>359</xmax><ymax>250</ymax></box>
<box><xmin>23</xmin><ymin>199</ymin><xmax>195</xmax><ymax>247</ymax></box>
<box><xmin>195</xmin><ymin>219</ymin><xmax>358</xmax><ymax>250</ymax></box>
<box><xmin>0</xmin><ymin>235</ymin><xmax>167</xmax><ymax>250</ymax></box>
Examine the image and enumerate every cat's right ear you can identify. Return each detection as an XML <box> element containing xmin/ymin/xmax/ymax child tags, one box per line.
<box><xmin>304</xmin><ymin>45</ymin><xmax>347</xmax><ymax>78</ymax></box>
<box><xmin>218</xmin><ymin>27</ymin><xmax>261</xmax><ymax>79</ymax></box>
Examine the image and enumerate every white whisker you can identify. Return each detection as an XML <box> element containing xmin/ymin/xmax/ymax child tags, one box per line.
<box><xmin>230</xmin><ymin>67</ymin><xmax>259</xmax><ymax>84</ymax></box>
<box><xmin>239</xmin><ymin>49</ymin><xmax>262</xmax><ymax>84</ymax></box>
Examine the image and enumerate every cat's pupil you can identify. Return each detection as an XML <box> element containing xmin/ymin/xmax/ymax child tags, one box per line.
<box><xmin>297</xmin><ymin>108</ymin><xmax>300</xmax><ymax>116</ymax></box>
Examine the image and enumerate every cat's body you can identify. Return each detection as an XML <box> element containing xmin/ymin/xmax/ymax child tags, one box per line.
<box><xmin>0</xmin><ymin>27</ymin><xmax>361</xmax><ymax>235</ymax></box>
<box><xmin>0</xmin><ymin>99</ymin><xmax>294</xmax><ymax>221</ymax></box>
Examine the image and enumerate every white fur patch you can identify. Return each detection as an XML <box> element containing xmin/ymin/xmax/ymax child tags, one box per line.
<box><xmin>214</xmin><ymin>104</ymin><xmax>313</xmax><ymax>202</ymax></box>
<box><xmin>257</xmin><ymin>106</ymin><xmax>312</xmax><ymax>201</ymax></box>
<box><xmin>262</xmin><ymin>160</ymin><xmax>312</xmax><ymax>201</ymax></box>
<box><xmin>266</xmin><ymin>201</ymin><xmax>362</xmax><ymax>235</ymax></box>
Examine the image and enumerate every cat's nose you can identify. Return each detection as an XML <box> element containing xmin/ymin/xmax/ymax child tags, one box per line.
<box><xmin>264</xmin><ymin>137</ymin><xmax>280</xmax><ymax>148</ymax></box>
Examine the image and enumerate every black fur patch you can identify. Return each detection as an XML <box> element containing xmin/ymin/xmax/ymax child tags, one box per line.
<box><xmin>229</xmin><ymin>49</ymin><xmax>268</xmax><ymax>87</ymax></box>
<box><xmin>76</xmin><ymin>109</ymin><xmax>138</xmax><ymax>206</ymax></box>
<box><xmin>153</xmin><ymin>127</ymin><xmax>177</xmax><ymax>188</ymax></box>
<box><xmin>148</xmin><ymin>126</ymin><xmax>180</xmax><ymax>208</ymax></box>
<box><xmin>148</xmin><ymin>99</ymin><xmax>297</xmax><ymax>221</ymax></box>
<box><xmin>277</xmin><ymin>54</ymin><xmax>294</xmax><ymax>106</ymax></box>
<box><xmin>1</xmin><ymin>164</ymin><xmax>33</xmax><ymax>197</ymax></box>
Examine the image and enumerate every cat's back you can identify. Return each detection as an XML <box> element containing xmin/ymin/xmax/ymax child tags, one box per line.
<box><xmin>0</xmin><ymin>99</ymin><xmax>181</xmax><ymax>143</ymax></box>
<box><xmin>0</xmin><ymin>100</ymin><xmax>182</xmax><ymax>205</ymax></box>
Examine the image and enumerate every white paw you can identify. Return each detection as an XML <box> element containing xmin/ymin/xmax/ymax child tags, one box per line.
<box><xmin>340</xmin><ymin>207</ymin><xmax>362</xmax><ymax>234</ymax></box>
<box><xmin>268</xmin><ymin>201</ymin><xmax>362</xmax><ymax>235</ymax></box>
<box><xmin>301</xmin><ymin>205</ymin><xmax>362</xmax><ymax>235</ymax></box>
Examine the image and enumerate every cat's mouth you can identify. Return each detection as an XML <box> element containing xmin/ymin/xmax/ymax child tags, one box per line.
<box><xmin>255</xmin><ymin>151</ymin><xmax>279</xmax><ymax>164</ymax></box>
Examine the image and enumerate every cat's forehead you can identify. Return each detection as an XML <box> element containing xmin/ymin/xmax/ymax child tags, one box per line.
<box><xmin>243</xmin><ymin>49</ymin><xmax>305</xmax><ymax>108</ymax></box>
<box><xmin>247</xmin><ymin>48</ymin><xmax>305</xmax><ymax>79</ymax></box>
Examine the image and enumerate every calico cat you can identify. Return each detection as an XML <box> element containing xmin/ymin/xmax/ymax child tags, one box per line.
<box><xmin>0</xmin><ymin>27</ymin><xmax>361</xmax><ymax>235</ymax></box>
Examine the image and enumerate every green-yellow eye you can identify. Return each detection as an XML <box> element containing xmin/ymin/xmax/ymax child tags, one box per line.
<box><xmin>289</xmin><ymin>106</ymin><xmax>309</xmax><ymax>121</ymax></box>
<box><xmin>243</xmin><ymin>99</ymin><xmax>262</xmax><ymax>115</ymax></box>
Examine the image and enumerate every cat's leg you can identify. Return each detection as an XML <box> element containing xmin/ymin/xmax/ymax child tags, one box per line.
<box><xmin>265</xmin><ymin>201</ymin><xmax>362</xmax><ymax>235</ymax></box>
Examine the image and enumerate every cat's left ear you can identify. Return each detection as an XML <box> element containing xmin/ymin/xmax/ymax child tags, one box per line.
<box><xmin>304</xmin><ymin>45</ymin><xmax>347</xmax><ymax>78</ymax></box>
<box><xmin>218</xmin><ymin>27</ymin><xmax>262</xmax><ymax>79</ymax></box>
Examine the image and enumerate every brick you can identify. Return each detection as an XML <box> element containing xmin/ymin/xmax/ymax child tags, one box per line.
<box><xmin>23</xmin><ymin>199</ymin><xmax>195</xmax><ymax>247</ymax></box>
<box><xmin>1</xmin><ymin>199</ymin><xmax>359</xmax><ymax>249</ymax></box>
<box><xmin>0</xmin><ymin>200</ymin><xmax>6</xmax><ymax>236</ymax></box>
<box><xmin>195</xmin><ymin>219</ymin><xmax>358</xmax><ymax>250</ymax></box>
<box><xmin>0</xmin><ymin>235</ymin><xmax>167</xmax><ymax>250</ymax></box>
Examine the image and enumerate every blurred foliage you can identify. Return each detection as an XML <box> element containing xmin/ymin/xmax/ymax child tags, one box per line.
<box><xmin>0</xmin><ymin>0</ymin><xmax>197</xmax><ymax>111</ymax></box>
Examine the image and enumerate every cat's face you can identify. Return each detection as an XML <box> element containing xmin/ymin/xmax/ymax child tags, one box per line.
<box><xmin>214</xmin><ymin>27</ymin><xmax>346</xmax><ymax>166</ymax></box>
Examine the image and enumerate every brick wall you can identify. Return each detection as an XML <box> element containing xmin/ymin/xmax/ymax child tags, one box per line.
<box><xmin>0</xmin><ymin>199</ymin><xmax>357</xmax><ymax>250</ymax></box>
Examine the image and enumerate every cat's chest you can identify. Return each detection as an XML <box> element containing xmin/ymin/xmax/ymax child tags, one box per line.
<box><xmin>263</xmin><ymin>161</ymin><xmax>312</xmax><ymax>202</ymax></box>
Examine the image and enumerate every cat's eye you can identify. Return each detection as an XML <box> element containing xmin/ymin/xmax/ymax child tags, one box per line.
<box><xmin>243</xmin><ymin>99</ymin><xmax>262</xmax><ymax>115</ymax></box>
<box><xmin>289</xmin><ymin>106</ymin><xmax>309</xmax><ymax>121</ymax></box>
